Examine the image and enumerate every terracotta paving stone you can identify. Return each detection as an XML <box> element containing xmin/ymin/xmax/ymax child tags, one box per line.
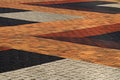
<box><xmin>0</xmin><ymin>47</ymin><xmax>11</xmax><ymax>51</ymax></box>
<box><xmin>0</xmin><ymin>0</ymin><xmax>120</xmax><ymax>69</ymax></box>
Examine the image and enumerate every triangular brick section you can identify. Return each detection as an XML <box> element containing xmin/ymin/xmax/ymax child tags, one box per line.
<box><xmin>36</xmin><ymin>23</ymin><xmax>120</xmax><ymax>38</ymax></box>
<box><xmin>36</xmin><ymin>24</ymin><xmax>120</xmax><ymax>50</ymax></box>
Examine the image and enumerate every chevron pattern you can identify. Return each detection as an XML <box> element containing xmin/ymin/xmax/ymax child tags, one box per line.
<box><xmin>0</xmin><ymin>0</ymin><xmax>120</xmax><ymax>77</ymax></box>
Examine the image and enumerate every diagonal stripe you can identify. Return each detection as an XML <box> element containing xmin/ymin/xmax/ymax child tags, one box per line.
<box><xmin>25</xmin><ymin>0</ymin><xmax>91</xmax><ymax>5</ymax></box>
<box><xmin>0</xmin><ymin>36</ymin><xmax>120</xmax><ymax>67</ymax></box>
<box><xmin>0</xmin><ymin>17</ymin><xmax>37</xmax><ymax>27</ymax></box>
<box><xmin>0</xmin><ymin>7</ymin><xmax>29</xmax><ymax>13</ymax></box>
<box><xmin>37</xmin><ymin>31</ymin><xmax>120</xmax><ymax>50</ymax></box>
<box><xmin>0</xmin><ymin>11</ymin><xmax>82</xmax><ymax>22</ymax></box>
<box><xmin>30</xmin><ymin>1</ymin><xmax>120</xmax><ymax>14</ymax></box>
<box><xmin>0</xmin><ymin>49</ymin><xmax>63</xmax><ymax>73</ymax></box>
<box><xmin>1</xmin><ymin>59</ymin><xmax>120</xmax><ymax>80</ymax></box>
<box><xmin>36</xmin><ymin>23</ymin><xmax>120</xmax><ymax>39</ymax></box>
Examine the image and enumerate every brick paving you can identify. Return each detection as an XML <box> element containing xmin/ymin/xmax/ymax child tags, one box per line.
<box><xmin>0</xmin><ymin>0</ymin><xmax>120</xmax><ymax>80</ymax></box>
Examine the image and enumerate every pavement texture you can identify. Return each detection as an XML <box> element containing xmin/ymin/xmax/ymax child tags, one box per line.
<box><xmin>1</xmin><ymin>59</ymin><xmax>120</xmax><ymax>80</ymax></box>
<box><xmin>0</xmin><ymin>0</ymin><xmax>120</xmax><ymax>80</ymax></box>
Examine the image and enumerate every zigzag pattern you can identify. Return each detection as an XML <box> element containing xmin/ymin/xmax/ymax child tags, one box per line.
<box><xmin>0</xmin><ymin>0</ymin><xmax>120</xmax><ymax>73</ymax></box>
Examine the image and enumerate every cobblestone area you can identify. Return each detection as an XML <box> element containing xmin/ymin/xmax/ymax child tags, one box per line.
<box><xmin>0</xmin><ymin>59</ymin><xmax>120</xmax><ymax>80</ymax></box>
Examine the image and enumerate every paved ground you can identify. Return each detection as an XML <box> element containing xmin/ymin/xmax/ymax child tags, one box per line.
<box><xmin>0</xmin><ymin>0</ymin><xmax>120</xmax><ymax>80</ymax></box>
<box><xmin>1</xmin><ymin>59</ymin><xmax>120</xmax><ymax>80</ymax></box>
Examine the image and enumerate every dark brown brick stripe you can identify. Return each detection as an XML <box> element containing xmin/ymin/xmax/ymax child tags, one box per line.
<box><xmin>36</xmin><ymin>23</ymin><xmax>120</xmax><ymax>38</ymax></box>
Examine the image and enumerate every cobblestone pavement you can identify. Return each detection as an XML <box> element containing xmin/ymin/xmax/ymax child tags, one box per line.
<box><xmin>0</xmin><ymin>0</ymin><xmax>120</xmax><ymax>80</ymax></box>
